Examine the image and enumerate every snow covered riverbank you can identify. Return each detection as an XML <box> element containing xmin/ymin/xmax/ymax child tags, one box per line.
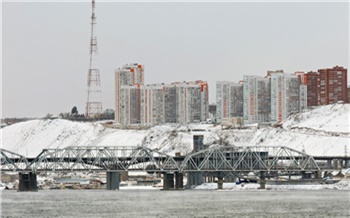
<box><xmin>2</xmin><ymin>103</ymin><xmax>349</xmax><ymax>157</ymax></box>
<box><xmin>194</xmin><ymin>180</ymin><xmax>350</xmax><ymax>191</ymax></box>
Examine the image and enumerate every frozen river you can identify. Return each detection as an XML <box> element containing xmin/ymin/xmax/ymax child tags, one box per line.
<box><xmin>1</xmin><ymin>189</ymin><xmax>349</xmax><ymax>217</ymax></box>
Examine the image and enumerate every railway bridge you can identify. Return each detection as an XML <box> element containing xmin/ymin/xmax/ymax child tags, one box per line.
<box><xmin>1</xmin><ymin>145</ymin><xmax>348</xmax><ymax>191</ymax></box>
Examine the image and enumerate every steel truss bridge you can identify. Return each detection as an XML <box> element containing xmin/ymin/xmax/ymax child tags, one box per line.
<box><xmin>1</xmin><ymin>145</ymin><xmax>324</xmax><ymax>173</ymax></box>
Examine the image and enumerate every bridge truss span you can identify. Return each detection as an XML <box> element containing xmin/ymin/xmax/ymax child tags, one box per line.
<box><xmin>29</xmin><ymin>146</ymin><xmax>180</xmax><ymax>173</ymax></box>
<box><xmin>1</xmin><ymin>145</ymin><xmax>322</xmax><ymax>173</ymax></box>
<box><xmin>0</xmin><ymin>148</ymin><xmax>30</xmax><ymax>171</ymax></box>
<box><xmin>181</xmin><ymin>145</ymin><xmax>320</xmax><ymax>172</ymax></box>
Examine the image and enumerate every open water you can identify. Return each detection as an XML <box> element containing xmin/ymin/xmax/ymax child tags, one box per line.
<box><xmin>1</xmin><ymin>189</ymin><xmax>349</xmax><ymax>217</ymax></box>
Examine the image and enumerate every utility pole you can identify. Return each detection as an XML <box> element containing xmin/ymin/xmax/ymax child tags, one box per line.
<box><xmin>86</xmin><ymin>0</ymin><xmax>102</xmax><ymax>117</ymax></box>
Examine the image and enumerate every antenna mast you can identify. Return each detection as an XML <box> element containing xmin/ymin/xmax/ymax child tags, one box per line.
<box><xmin>86</xmin><ymin>0</ymin><xmax>102</xmax><ymax>117</ymax></box>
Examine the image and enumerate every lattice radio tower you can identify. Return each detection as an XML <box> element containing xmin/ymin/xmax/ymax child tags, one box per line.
<box><xmin>86</xmin><ymin>0</ymin><xmax>102</xmax><ymax>117</ymax></box>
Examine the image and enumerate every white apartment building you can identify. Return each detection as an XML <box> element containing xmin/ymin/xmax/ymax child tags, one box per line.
<box><xmin>140</xmin><ymin>84</ymin><xmax>165</xmax><ymax>126</ymax></box>
<box><xmin>174</xmin><ymin>81</ymin><xmax>209</xmax><ymax>124</ymax></box>
<box><xmin>243</xmin><ymin>76</ymin><xmax>271</xmax><ymax>125</ymax></box>
<box><xmin>216</xmin><ymin>81</ymin><xmax>243</xmax><ymax>123</ymax></box>
<box><xmin>115</xmin><ymin>64</ymin><xmax>208</xmax><ymax>126</ymax></box>
<box><xmin>115</xmin><ymin>63</ymin><xmax>144</xmax><ymax>124</ymax></box>
<box><xmin>270</xmin><ymin>72</ymin><xmax>307</xmax><ymax>123</ymax></box>
<box><xmin>295</xmin><ymin>72</ymin><xmax>308</xmax><ymax>112</ymax></box>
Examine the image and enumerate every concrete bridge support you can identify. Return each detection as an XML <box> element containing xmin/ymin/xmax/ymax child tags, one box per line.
<box><xmin>345</xmin><ymin>159</ymin><xmax>349</xmax><ymax>169</ymax></box>
<box><xmin>327</xmin><ymin>160</ymin><xmax>332</xmax><ymax>169</ymax></box>
<box><xmin>301</xmin><ymin>171</ymin><xmax>311</xmax><ymax>179</ymax></box>
<box><xmin>18</xmin><ymin>172</ymin><xmax>37</xmax><ymax>192</ymax></box>
<box><xmin>163</xmin><ymin>173</ymin><xmax>175</xmax><ymax>190</ymax></box>
<box><xmin>259</xmin><ymin>172</ymin><xmax>266</xmax><ymax>189</ymax></box>
<box><xmin>217</xmin><ymin>176</ymin><xmax>223</xmax><ymax>190</ymax></box>
<box><xmin>187</xmin><ymin>172</ymin><xmax>204</xmax><ymax>187</ymax></box>
<box><xmin>314</xmin><ymin>171</ymin><xmax>321</xmax><ymax>179</ymax></box>
<box><xmin>175</xmin><ymin>172</ymin><xmax>183</xmax><ymax>190</ymax></box>
<box><xmin>107</xmin><ymin>171</ymin><xmax>120</xmax><ymax>190</ymax></box>
<box><xmin>333</xmin><ymin>159</ymin><xmax>340</xmax><ymax>169</ymax></box>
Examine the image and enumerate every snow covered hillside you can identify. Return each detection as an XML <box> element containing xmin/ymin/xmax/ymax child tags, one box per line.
<box><xmin>2</xmin><ymin>103</ymin><xmax>349</xmax><ymax>158</ymax></box>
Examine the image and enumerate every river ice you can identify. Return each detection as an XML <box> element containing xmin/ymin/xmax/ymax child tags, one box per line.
<box><xmin>1</xmin><ymin>189</ymin><xmax>349</xmax><ymax>217</ymax></box>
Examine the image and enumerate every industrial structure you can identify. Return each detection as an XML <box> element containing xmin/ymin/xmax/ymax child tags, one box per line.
<box><xmin>114</xmin><ymin>64</ymin><xmax>209</xmax><ymax>126</ymax></box>
<box><xmin>2</xmin><ymin>143</ymin><xmax>348</xmax><ymax>191</ymax></box>
<box><xmin>85</xmin><ymin>0</ymin><xmax>102</xmax><ymax>117</ymax></box>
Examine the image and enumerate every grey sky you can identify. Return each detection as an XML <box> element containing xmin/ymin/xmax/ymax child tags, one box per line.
<box><xmin>2</xmin><ymin>1</ymin><xmax>349</xmax><ymax>118</ymax></box>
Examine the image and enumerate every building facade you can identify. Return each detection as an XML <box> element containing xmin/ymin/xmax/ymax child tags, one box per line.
<box><xmin>306</xmin><ymin>66</ymin><xmax>348</xmax><ymax>107</ymax></box>
<box><xmin>318</xmin><ymin>66</ymin><xmax>348</xmax><ymax>105</ymax></box>
<box><xmin>306</xmin><ymin>71</ymin><xmax>319</xmax><ymax>107</ymax></box>
<box><xmin>295</xmin><ymin>72</ymin><xmax>308</xmax><ymax>112</ymax></box>
<box><xmin>270</xmin><ymin>73</ymin><xmax>305</xmax><ymax>123</ymax></box>
<box><xmin>115</xmin><ymin>64</ymin><xmax>208</xmax><ymax>126</ymax></box>
<box><xmin>174</xmin><ymin>81</ymin><xmax>209</xmax><ymax>124</ymax></box>
<box><xmin>115</xmin><ymin>63</ymin><xmax>144</xmax><ymax>124</ymax></box>
<box><xmin>243</xmin><ymin>76</ymin><xmax>271</xmax><ymax>125</ymax></box>
<box><xmin>140</xmin><ymin>84</ymin><xmax>165</xmax><ymax>126</ymax></box>
<box><xmin>216</xmin><ymin>81</ymin><xmax>243</xmax><ymax>123</ymax></box>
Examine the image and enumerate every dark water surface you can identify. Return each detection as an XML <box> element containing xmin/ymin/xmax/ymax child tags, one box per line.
<box><xmin>1</xmin><ymin>189</ymin><xmax>349</xmax><ymax>217</ymax></box>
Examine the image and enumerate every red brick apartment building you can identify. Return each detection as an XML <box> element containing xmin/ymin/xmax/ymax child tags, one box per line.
<box><xmin>306</xmin><ymin>71</ymin><xmax>319</xmax><ymax>107</ymax></box>
<box><xmin>306</xmin><ymin>66</ymin><xmax>348</xmax><ymax>107</ymax></box>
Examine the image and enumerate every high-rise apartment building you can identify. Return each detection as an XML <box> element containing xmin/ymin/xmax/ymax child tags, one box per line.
<box><xmin>115</xmin><ymin>63</ymin><xmax>144</xmax><ymax>124</ymax></box>
<box><xmin>174</xmin><ymin>81</ymin><xmax>209</xmax><ymax>124</ymax></box>
<box><xmin>140</xmin><ymin>84</ymin><xmax>165</xmax><ymax>126</ymax></box>
<box><xmin>119</xmin><ymin>85</ymin><xmax>140</xmax><ymax>125</ymax></box>
<box><xmin>306</xmin><ymin>71</ymin><xmax>319</xmax><ymax>107</ymax></box>
<box><xmin>306</xmin><ymin>66</ymin><xmax>348</xmax><ymax>107</ymax></box>
<box><xmin>295</xmin><ymin>72</ymin><xmax>308</xmax><ymax>112</ymax></box>
<box><xmin>318</xmin><ymin>66</ymin><xmax>348</xmax><ymax>105</ymax></box>
<box><xmin>243</xmin><ymin>76</ymin><xmax>270</xmax><ymax>125</ymax></box>
<box><xmin>198</xmin><ymin>81</ymin><xmax>209</xmax><ymax>123</ymax></box>
<box><xmin>270</xmin><ymin>72</ymin><xmax>305</xmax><ymax>123</ymax></box>
<box><xmin>163</xmin><ymin>85</ymin><xmax>177</xmax><ymax>123</ymax></box>
<box><xmin>216</xmin><ymin>81</ymin><xmax>243</xmax><ymax>123</ymax></box>
<box><xmin>115</xmin><ymin>64</ymin><xmax>208</xmax><ymax>126</ymax></box>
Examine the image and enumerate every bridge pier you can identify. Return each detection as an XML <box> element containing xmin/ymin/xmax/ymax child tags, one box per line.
<box><xmin>333</xmin><ymin>159</ymin><xmax>338</xmax><ymax>169</ymax></box>
<box><xmin>259</xmin><ymin>172</ymin><xmax>266</xmax><ymax>189</ymax></box>
<box><xmin>217</xmin><ymin>176</ymin><xmax>223</xmax><ymax>190</ymax></box>
<box><xmin>314</xmin><ymin>171</ymin><xmax>321</xmax><ymax>179</ymax></box>
<box><xmin>187</xmin><ymin>172</ymin><xmax>204</xmax><ymax>187</ymax></box>
<box><xmin>175</xmin><ymin>172</ymin><xmax>183</xmax><ymax>190</ymax></box>
<box><xmin>327</xmin><ymin>160</ymin><xmax>332</xmax><ymax>169</ymax></box>
<box><xmin>345</xmin><ymin>159</ymin><xmax>349</xmax><ymax>169</ymax></box>
<box><xmin>163</xmin><ymin>173</ymin><xmax>174</xmax><ymax>190</ymax></box>
<box><xmin>106</xmin><ymin>171</ymin><xmax>120</xmax><ymax>190</ymax></box>
<box><xmin>18</xmin><ymin>172</ymin><xmax>37</xmax><ymax>192</ymax></box>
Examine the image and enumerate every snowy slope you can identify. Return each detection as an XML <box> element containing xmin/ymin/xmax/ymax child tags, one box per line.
<box><xmin>2</xmin><ymin>103</ymin><xmax>349</xmax><ymax>157</ymax></box>
<box><xmin>1</xmin><ymin>119</ymin><xmax>147</xmax><ymax>157</ymax></box>
<box><xmin>282</xmin><ymin>103</ymin><xmax>349</xmax><ymax>133</ymax></box>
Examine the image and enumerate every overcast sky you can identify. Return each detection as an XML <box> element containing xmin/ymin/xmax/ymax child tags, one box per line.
<box><xmin>2</xmin><ymin>1</ymin><xmax>349</xmax><ymax>118</ymax></box>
